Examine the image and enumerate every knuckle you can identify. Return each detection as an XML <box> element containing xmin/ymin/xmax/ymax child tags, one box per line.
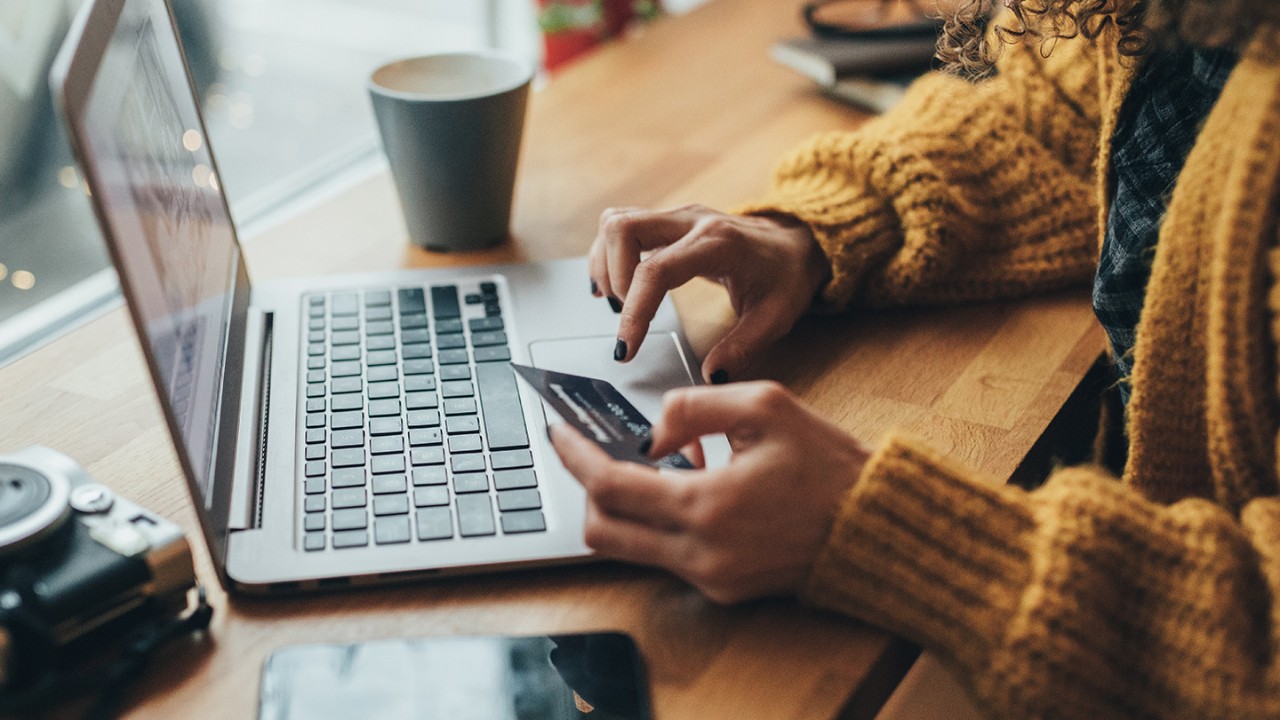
<box><xmin>601</xmin><ymin>210</ymin><xmax>637</xmax><ymax>239</ymax></box>
<box><xmin>748</xmin><ymin>380</ymin><xmax>791</xmax><ymax>413</ymax></box>
<box><xmin>633</xmin><ymin>255</ymin><xmax>666</xmax><ymax>287</ymax></box>
<box><xmin>662</xmin><ymin>387</ymin><xmax>695</xmax><ymax>426</ymax></box>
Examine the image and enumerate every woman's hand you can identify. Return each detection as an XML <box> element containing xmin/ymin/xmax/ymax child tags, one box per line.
<box><xmin>549</xmin><ymin>381</ymin><xmax>872</xmax><ymax>604</ymax></box>
<box><xmin>588</xmin><ymin>205</ymin><xmax>830</xmax><ymax>384</ymax></box>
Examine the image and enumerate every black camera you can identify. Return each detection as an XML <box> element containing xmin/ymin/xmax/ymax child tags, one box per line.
<box><xmin>0</xmin><ymin>446</ymin><xmax>201</xmax><ymax>696</ymax></box>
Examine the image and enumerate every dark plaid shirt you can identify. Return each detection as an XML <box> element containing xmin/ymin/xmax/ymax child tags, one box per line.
<box><xmin>1094</xmin><ymin>46</ymin><xmax>1237</xmax><ymax>405</ymax></box>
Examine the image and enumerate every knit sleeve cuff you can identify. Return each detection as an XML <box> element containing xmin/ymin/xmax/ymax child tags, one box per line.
<box><xmin>801</xmin><ymin>433</ymin><xmax>1036</xmax><ymax>671</ymax></box>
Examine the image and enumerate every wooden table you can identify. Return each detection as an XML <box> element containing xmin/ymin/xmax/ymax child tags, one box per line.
<box><xmin>0</xmin><ymin>0</ymin><xmax>1105</xmax><ymax>717</ymax></box>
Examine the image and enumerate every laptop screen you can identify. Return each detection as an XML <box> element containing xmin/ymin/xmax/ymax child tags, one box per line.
<box><xmin>79</xmin><ymin>0</ymin><xmax>240</xmax><ymax>503</ymax></box>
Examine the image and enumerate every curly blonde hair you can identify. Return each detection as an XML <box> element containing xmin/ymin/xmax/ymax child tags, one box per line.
<box><xmin>937</xmin><ymin>0</ymin><xmax>1277</xmax><ymax>78</ymax></box>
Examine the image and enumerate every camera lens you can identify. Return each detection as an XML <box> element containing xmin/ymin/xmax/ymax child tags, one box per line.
<box><xmin>0</xmin><ymin>464</ymin><xmax>70</xmax><ymax>556</ymax></box>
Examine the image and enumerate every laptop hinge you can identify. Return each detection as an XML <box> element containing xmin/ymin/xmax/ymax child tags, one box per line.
<box><xmin>229</xmin><ymin>308</ymin><xmax>272</xmax><ymax>531</ymax></box>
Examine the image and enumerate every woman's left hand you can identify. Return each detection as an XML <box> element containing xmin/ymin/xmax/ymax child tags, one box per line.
<box><xmin>548</xmin><ymin>381</ymin><xmax>872</xmax><ymax>604</ymax></box>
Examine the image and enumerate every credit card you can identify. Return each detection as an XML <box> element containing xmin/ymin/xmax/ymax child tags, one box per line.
<box><xmin>511</xmin><ymin>364</ymin><xmax>694</xmax><ymax>469</ymax></box>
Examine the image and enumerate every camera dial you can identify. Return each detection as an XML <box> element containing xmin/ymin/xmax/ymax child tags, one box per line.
<box><xmin>0</xmin><ymin>461</ymin><xmax>71</xmax><ymax>558</ymax></box>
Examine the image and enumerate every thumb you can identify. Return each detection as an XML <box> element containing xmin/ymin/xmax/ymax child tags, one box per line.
<box><xmin>700</xmin><ymin>303</ymin><xmax>793</xmax><ymax>385</ymax></box>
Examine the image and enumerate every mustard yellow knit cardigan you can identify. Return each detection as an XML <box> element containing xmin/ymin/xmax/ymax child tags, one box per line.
<box><xmin>746</xmin><ymin>24</ymin><xmax>1280</xmax><ymax>720</ymax></box>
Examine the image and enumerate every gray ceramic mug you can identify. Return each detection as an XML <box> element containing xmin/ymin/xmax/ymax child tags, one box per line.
<box><xmin>368</xmin><ymin>51</ymin><xmax>533</xmax><ymax>252</ymax></box>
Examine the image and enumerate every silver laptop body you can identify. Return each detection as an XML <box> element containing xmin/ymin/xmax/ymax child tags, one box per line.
<box><xmin>52</xmin><ymin>0</ymin><xmax>712</xmax><ymax>592</ymax></box>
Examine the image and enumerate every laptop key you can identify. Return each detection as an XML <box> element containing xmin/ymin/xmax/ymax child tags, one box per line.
<box><xmin>375</xmin><ymin>517</ymin><xmax>411</xmax><ymax>545</ymax></box>
<box><xmin>331</xmin><ymin>468</ymin><xmax>366</xmax><ymax>488</ymax></box>
<box><xmin>457</xmin><ymin>495</ymin><xmax>496</xmax><ymax>537</ymax></box>
<box><xmin>370</xmin><ymin>436</ymin><xmax>404</xmax><ymax>455</ymax></box>
<box><xmin>412</xmin><ymin>466</ymin><xmax>447</xmax><ymax>486</ymax></box>
<box><xmin>436</xmin><ymin>318</ymin><xmax>464</xmax><ymax>334</ymax></box>
<box><xmin>305</xmin><ymin>461</ymin><xmax>325</xmax><ymax>477</ymax></box>
<box><xmin>333</xmin><ymin>508</ymin><xmax>367</xmax><ymax>530</ymax></box>
<box><xmin>304</xmin><ymin>477</ymin><xmax>324</xmax><ymax>494</ymax></box>
<box><xmin>330</xmin><ymin>330</ymin><xmax>360</xmax><ymax>346</ymax></box>
<box><xmin>439</xmin><ymin>365</ymin><xmax>470</xmax><ymax>381</ymax></box>
<box><xmin>473</xmin><ymin>346</ymin><xmax>512</xmax><ymax>363</ymax></box>
<box><xmin>332</xmin><ymin>530</ymin><xmax>369</xmax><ymax>549</ymax></box>
<box><xmin>414</xmin><ymin>486</ymin><xmax>449</xmax><ymax>507</ymax></box>
<box><xmin>411</xmin><ymin>447</ymin><xmax>445</xmax><ymax>466</ymax></box>
<box><xmin>368</xmin><ymin>399</ymin><xmax>402</xmax><ymax>417</ymax></box>
<box><xmin>451</xmin><ymin>455</ymin><xmax>486</xmax><ymax>474</ymax></box>
<box><xmin>307</xmin><ymin>370</ymin><xmax>325</xmax><ymax>383</ymax></box>
<box><xmin>372</xmin><ymin>474</ymin><xmax>408</xmax><ymax>495</ymax></box>
<box><xmin>306</xmin><ymin>398</ymin><xmax>325</xmax><ymax>413</ymax></box>
<box><xmin>443</xmin><ymin>398</ymin><xmax>477</xmax><ymax>416</ymax></box>
<box><xmin>331</xmin><ymin>411</ymin><xmax>364</xmax><ymax>430</ymax></box>
<box><xmin>367</xmin><ymin>381</ymin><xmax>399</xmax><ymax>399</ymax></box>
<box><xmin>306</xmin><ymin>383</ymin><xmax>325</xmax><ymax>398</ymax></box>
<box><xmin>399</xmin><ymin>314</ymin><xmax>428</xmax><ymax>330</ymax></box>
<box><xmin>366</xmin><ymin>306</ymin><xmax>393</xmax><ymax>321</ymax></box>
<box><xmin>307</xmin><ymin>356</ymin><xmax>325</xmax><ymax>370</ymax></box>
<box><xmin>479</xmin><ymin>281</ymin><xmax>497</xmax><ymax>295</ymax></box>
<box><xmin>403</xmin><ymin>359</ymin><xmax>434</xmax><ymax>376</ymax></box>
<box><xmin>366</xmin><ymin>350</ymin><xmax>398</xmax><ymax>366</ymax></box>
<box><xmin>307</xmin><ymin>343</ymin><xmax>325</xmax><ymax>357</ymax></box>
<box><xmin>402</xmin><ymin>343</ymin><xmax>432</xmax><ymax>360</ymax></box>
<box><xmin>409</xmin><ymin>428</ymin><xmax>443</xmax><ymax>446</ymax></box>
<box><xmin>305</xmin><ymin>496</ymin><xmax>326</xmax><ymax>513</ymax></box>
<box><xmin>331</xmin><ymin>394</ymin><xmax>363</xmax><ymax>412</ymax></box>
<box><xmin>330</xmin><ymin>428</ymin><xmax>364</xmax><ymax>448</ymax></box>
<box><xmin>501</xmin><ymin>510</ymin><xmax>547</xmax><ymax>534</ymax></box>
<box><xmin>436</xmin><ymin>334</ymin><xmax>466</xmax><ymax>351</ymax></box>
<box><xmin>304</xmin><ymin>513</ymin><xmax>325</xmax><ymax>532</ymax></box>
<box><xmin>441</xmin><ymin>380</ymin><xmax>473</xmax><ymax>398</ymax></box>
<box><xmin>398</xmin><ymin>288</ymin><xmax>425</xmax><ymax>314</ymax></box>
<box><xmin>453</xmin><ymin>472</ymin><xmax>488</xmax><ymax>493</ymax></box>
<box><xmin>475</xmin><ymin>363</ymin><xmax>530</xmax><ymax>450</ymax></box>
<box><xmin>448</xmin><ymin>435</ymin><xmax>483</xmax><ymax>454</ymax></box>
<box><xmin>470</xmin><ymin>331</ymin><xmax>508</xmax><ymax>347</ymax></box>
<box><xmin>445</xmin><ymin>416</ymin><xmax>480</xmax><ymax>435</ymax></box>
<box><xmin>331</xmin><ymin>449</ymin><xmax>366</xmax><ymax>468</ymax></box>
<box><xmin>331</xmin><ymin>294</ymin><xmax>358</xmax><ymax>315</ymax></box>
<box><xmin>367</xmin><ymin>365</ymin><xmax>398</xmax><ymax>382</ymax></box>
<box><xmin>331</xmin><ymin>360</ymin><xmax>361</xmax><ymax>377</ymax></box>
<box><xmin>304</xmin><ymin>532</ymin><xmax>326</xmax><ymax>551</ymax></box>
<box><xmin>405</xmin><ymin>392</ymin><xmax>438</xmax><ymax>410</ymax></box>
<box><xmin>374</xmin><ymin>495</ymin><xmax>410</xmax><ymax>516</ymax></box>
<box><xmin>401</xmin><ymin>328</ymin><xmax>431</xmax><ymax>344</ymax></box>
<box><xmin>407</xmin><ymin>410</ymin><xmax>441</xmax><ymax>428</ymax></box>
<box><xmin>497</xmin><ymin>488</ymin><xmax>542</xmax><ymax>512</ymax></box>
<box><xmin>372</xmin><ymin>455</ymin><xmax>406</xmax><ymax>475</ymax></box>
<box><xmin>494</xmin><ymin>469</ymin><xmax>537</xmax><ymax>491</ymax></box>
<box><xmin>306</xmin><ymin>413</ymin><xmax>326</xmax><ymax>429</ymax></box>
<box><xmin>305</xmin><ymin>445</ymin><xmax>325</xmax><ymax>462</ymax></box>
<box><xmin>365</xmin><ymin>290</ymin><xmax>392</xmax><ymax>306</ymax></box>
<box><xmin>431</xmin><ymin>285</ymin><xmax>461</xmax><ymax>319</ymax></box>
<box><xmin>366</xmin><ymin>320</ymin><xmax>395</xmax><ymax>336</ymax></box>
<box><xmin>368</xmin><ymin>415</ymin><xmax>401</xmax><ymax>430</ymax></box>
<box><xmin>491</xmin><ymin>449</ymin><xmax>534</xmax><ymax>470</ymax></box>
<box><xmin>332</xmin><ymin>489</ymin><xmax>367</xmax><ymax>511</ymax></box>
<box><xmin>405</xmin><ymin>375</ymin><xmax>437</xmax><ymax>392</ymax></box>
<box><xmin>416</xmin><ymin>507</ymin><xmax>453</xmax><ymax>541</ymax></box>
<box><xmin>305</xmin><ymin>428</ymin><xmax>326</xmax><ymax>444</ymax></box>
<box><xmin>331</xmin><ymin>345</ymin><xmax>360</xmax><ymax>362</ymax></box>
<box><xmin>468</xmin><ymin>316</ymin><xmax>504</xmax><ymax>332</ymax></box>
<box><xmin>332</xmin><ymin>376</ymin><xmax>362</xmax><ymax>394</ymax></box>
<box><xmin>366</xmin><ymin>335</ymin><xmax>395</xmax><ymax>351</ymax></box>
<box><xmin>438</xmin><ymin>349</ymin><xmax>469</xmax><ymax>365</ymax></box>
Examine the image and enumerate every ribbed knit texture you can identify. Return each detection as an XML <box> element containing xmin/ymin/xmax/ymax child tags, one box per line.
<box><xmin>746</xmin><ymin>25</ymin><xmax>1280</xmax><ymax>720</ymax></box>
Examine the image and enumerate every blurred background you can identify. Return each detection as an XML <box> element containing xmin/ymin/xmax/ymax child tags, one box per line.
<box><xmin>0</xmin><ymin>0</ymin><xmax>702</xmax><ymax>365</ymax></box>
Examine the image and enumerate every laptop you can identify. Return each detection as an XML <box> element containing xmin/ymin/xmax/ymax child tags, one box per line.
<box><xmin>51</xmin><ymin>0</ymin><xmax>719</xmax><ymax>592</ymax></box>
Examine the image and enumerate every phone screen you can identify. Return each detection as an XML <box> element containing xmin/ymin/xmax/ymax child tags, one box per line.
<box><xmin>258</xmin><ymin>632</ymin><xmax>652</xmax><ymax>720</ymax></box>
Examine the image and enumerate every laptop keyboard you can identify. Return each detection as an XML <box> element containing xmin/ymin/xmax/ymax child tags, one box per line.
<box><xmin>299</xmin><ymin>280</ymin><xmax>547</xmax><ymax>551</ymax></box>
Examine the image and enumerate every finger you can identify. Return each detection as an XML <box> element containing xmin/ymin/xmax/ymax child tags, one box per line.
<box><xmin>615</xmin><ymin>235</ymin><xmax>727</xmax><ymax>362</ymax></box>
<box><xmin>699</xmin><ymin>301</ymin><xmax>796</xmax><ymax>385</ymax></box>
<box><xmin>679</xmin><ymin>438</ymin><xmax>705</xmax><ymax>469</ymax></box>
<box><xmin>549</xmin><ymin>423</ymin><xmax>693</xmax><ymax>528</ymax></box>
<box><xmin>648</xmin><ymin>382</ymin><xmax>791</xmax><ymax>458</ymax></box>
<box><xmin>601</xmin><ymin>208</ymin><xmax>703</xmax><ymax>301</ymax></box>
<box><xmin>582</xmin><ymin>500</ymin><xmax>686</xmax><ymax>569</ymax></box>
<box><xmin>591</xmin><ymin>207</ymin><xmax>644</xmax><ymax>300</ymax></box>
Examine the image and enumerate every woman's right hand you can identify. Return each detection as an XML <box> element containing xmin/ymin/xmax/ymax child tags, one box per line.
<box><xmin>588</xmin><ymin>204</ymin><xmax>830</xmax><ymax>384</ymax></box>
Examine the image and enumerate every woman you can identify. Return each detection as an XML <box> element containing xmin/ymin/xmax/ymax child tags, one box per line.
<box><xmin>548</xmin><ymin>0</ymin><xmax>1280</xmax><ymax>717</ymax></box>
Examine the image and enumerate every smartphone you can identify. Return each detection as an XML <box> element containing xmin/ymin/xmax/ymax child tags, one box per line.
<box><xmin>258</xmin><ymin>631</ymin><xmax>653</xmax><ymax>720</ymax></box>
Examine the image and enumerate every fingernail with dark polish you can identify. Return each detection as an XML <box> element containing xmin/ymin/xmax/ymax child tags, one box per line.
<box><xmin>607</xmin><ymin>296</ymin><xmax>623</xmax><ymax>313</ymax></box>
<box><xmin>639</xmin><ymin>438</ymin><xmax>652</xmax><ymax>456</ymax></box>
<box><xmin>613</xmin><ymin>338</ymin><xmax>628</xmax><ymax>362</ymax></box>
<box><xmin>590</xmin><ymin>279</ymin><xmax>600</xmax><ymax>297</ymax></box>
<box><xmin>710</xmin><ymin>369</ymin><xmax>729</xmax><ymax>385</ymax></box>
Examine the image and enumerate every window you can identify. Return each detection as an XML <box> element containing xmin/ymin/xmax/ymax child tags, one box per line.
<box><xmin>0</xmin><ymin>0</ymin><xmax>538</xmax><ymax>365</ymax></box>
